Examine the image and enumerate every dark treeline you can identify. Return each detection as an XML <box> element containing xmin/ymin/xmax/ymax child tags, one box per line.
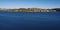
<box><xmin>51</xmin><ymin>8</ymin><xmax>60</xmax><ymax>11</ymax></box>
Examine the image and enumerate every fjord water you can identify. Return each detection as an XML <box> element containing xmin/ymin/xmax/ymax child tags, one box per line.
<box><xmin>0</xmin><ymin>11</ymin><xmax>60</xmax><ymax>30</ymax></box>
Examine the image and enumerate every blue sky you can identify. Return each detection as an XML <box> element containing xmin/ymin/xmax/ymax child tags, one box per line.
<box><xmin>0</xmin><ymin>0</ymin><xmax>60</xmax><ymax>9</ymax></box>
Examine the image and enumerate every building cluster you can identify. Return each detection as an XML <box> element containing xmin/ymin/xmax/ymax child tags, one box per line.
<box><xmin>7</xmin><ymin>8</ymin><xmax>56</xmax><ymax>12</ymax></box>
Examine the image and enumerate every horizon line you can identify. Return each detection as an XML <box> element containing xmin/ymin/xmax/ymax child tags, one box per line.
<box><xmin>0</xmin><ymin>7</ymin><xmax>60</xmax><ymax>9</ymax></box>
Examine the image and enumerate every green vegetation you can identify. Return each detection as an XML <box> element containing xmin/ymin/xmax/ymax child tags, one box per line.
<box><xmin>0</xmin><ymin>8</ymin><xmax>60</xmax><ymax>12</ymax></box>
<box><xmin>51</xmin><ymin>8</ymin><xmax>60</xmax><ymax>11</ymax></box>
<box><xmin>8</xmin><ymin>8</ymin><xmax>56</xmax><ymax>12</ymax></box>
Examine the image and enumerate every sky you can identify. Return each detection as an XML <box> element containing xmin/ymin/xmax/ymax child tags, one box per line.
<box><xmin>0</xmin><ymin>0</ymin><xmax>60</xmax><ymax>9</ymax></box>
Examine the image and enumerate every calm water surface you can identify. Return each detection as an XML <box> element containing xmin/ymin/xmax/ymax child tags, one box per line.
<box><xmin>0</xmin><ymin>11</ymin><xmax>60</xmax><ymax>30</ymax></box>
